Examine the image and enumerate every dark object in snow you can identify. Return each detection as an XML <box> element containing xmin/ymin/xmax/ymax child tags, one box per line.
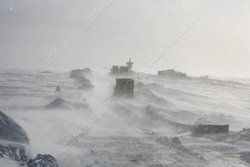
<box><xmin>0</xmin><ymin>144</ymin><xmax>58</xmax><ymax>167</ymax></box>
<box><xmin>240</xmin><ymin>152</ymin><xmax>250</xmax><ymax>164</ymax></box>
<box><xmin>193</xmin><ymin>124</ymin><xmax>229</xmax><ymax>134</ymax></box>
<box><xmin>171</xmin><ymin>137</ymin><xmax>191</xmax><ymax>154</ymax></box>
<box><xmin>119</xmin><ymin>66</ymin><xmax>129</xmax><ymax>73</ymax></box>
<box><xmin>243</xmin><ymin>128</ymin><xmax>250</xmax><ymax>132</ymax></box>
<box><xmin>90</xmin><ymin>150</ymin><xmax>97</xmax><ymax>155</ymax></box>
<box><xmin>27</xmin><ymin>154</ymin><xmax>58</xmax><ymax>167</ymax></box>
<box><xmin>0</xmin><ymin>144</ymin><xmax>25</xmax><ymax>161</ymax></box>
<box><xmin>70</xmin><ymin>69</ymin><xmax>91</xmax><ymax>77</ymax></box>
<box><xmin>111</xmin><ymin>66</ymin><xmax>119</xmax><ymax>74</ymax></box>
<box><xmin>114</xmin><ymin>78</ymin><xmax>134</xmax><ymax>97</ymax></box>
<box><xmin>111</xmin><ymin>65</ymin><xmax>129</xmax><ymax>74</ymax></box>
<box><xmin>126</xmin><ymin>58</ymin><xmax>134</xmax><ymax>71</ymax></box>
<box><xmin>0</xmin><ymin>111</ymin><xmax>29</xmax><ymax>143</ymax></box>
<box><xmin>171</xmin><ymin>137</ymin><xmax>205</xmax><ymax>161</ymax></box>
<box><xmin>55</xmin><ymin>86</ymin><xmax>61</xmax><ymax>92</ymax></box>
<box><xmin>70</xmin><ymin>69</ymin><xmax>94</xmax><ymax>90</ymax></box>
<box><xmin>44</xmin><ymin>98</ymin><xmax>69</xmax><ymax>110</ymax></box>
<box><xmin>44</xmin><ymin>98</ymin><xmax>88</xmax><ymax>110</ymax></box>
<box><xmin>110</xmin><ymin>59</ymin><xmax>134</xmax><ymax>74</ymax></box>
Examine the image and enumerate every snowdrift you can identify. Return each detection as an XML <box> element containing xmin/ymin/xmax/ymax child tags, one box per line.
<box><xmin>1</xmin><ymin>68</ymin><xmax>250</xmax><ymax>166</ymax></box>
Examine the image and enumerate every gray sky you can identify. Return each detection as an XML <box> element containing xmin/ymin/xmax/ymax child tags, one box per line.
<box><xmin>0</xmin><ymin>0</ymin><xmax>249</xmax><ymax>78</ymax></box>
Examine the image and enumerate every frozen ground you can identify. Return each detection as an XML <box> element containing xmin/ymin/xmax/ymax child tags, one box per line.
<box><xmin>1</xmin><ymin>68</ymin><xmax>250</xmax><ymax>166</ymax></box>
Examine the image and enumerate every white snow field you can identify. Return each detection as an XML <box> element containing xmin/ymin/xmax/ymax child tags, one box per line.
<box><xmin>1</xmin><ymin>68</ymin><xmax>250</xmax><ymax>167</ymax></box>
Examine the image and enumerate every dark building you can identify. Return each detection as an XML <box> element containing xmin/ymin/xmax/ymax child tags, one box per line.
<box><xmin>114</xmin><ymin>78</ymin><xmax>134</xmax><ymax>97</ymax></box>
<box><xmin>111</xmin><ymin>66</ymin><xmax>119</xmax><ymax>74</ymax></box>
<box><xmin>193</xmin><ymin>124</ymin><xmax>229</xmax><ymax>134</ymax></box>
<box><xmin>119</xmin><ymin>66</ymin><xmax>129</xmax><ymax>73</ymax></box>
<box><xmin>110</xmin><ymin>59</ymin><xmax>133</xmax><ymax>74</ymax></box>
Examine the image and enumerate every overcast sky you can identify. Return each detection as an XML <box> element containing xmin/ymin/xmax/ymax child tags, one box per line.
<box><xmin>0</xmin><ymin>0</ymin><xmax>249</xmax><ymax>78</ymax></box>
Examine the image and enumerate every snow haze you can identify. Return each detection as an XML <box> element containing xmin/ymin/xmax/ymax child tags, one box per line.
<box><xmin>0</xmin><ymin>0</ymin><xmax>250</xmax><ymax>77</ymax></box>
<box><xmin>1</xmin><ymin>68</ymin><xmax>250</xmax><ymax>166</ymax></box>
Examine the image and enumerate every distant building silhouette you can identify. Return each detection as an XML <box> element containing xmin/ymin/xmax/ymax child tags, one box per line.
<box><xmin>119</xmin><ymin>66</ymin><xmax>129</xmax><ymax>73</ymax></box>
<box><xmin>126</xmin><ymin>58</ymin><xmax>134</xmax><ymax>71</ymax></box>
<box><xmin>111</xmin><ymin>66</ymin><xmax>119</xmax><ymax>74</ymax></box>
<box><xmin>114</xmin><ymin>78</ymin><xmax>134</xmax><ymax>97</ymax></box>
<box><xmin>110</xmin><ymin>59</ymin><xmax>134</xmax><ymax>74</ymax></box>
<box><xmin>158</xmin><ymin>69</ymin><xmax>186</xmax><ymax>77</ymax></box>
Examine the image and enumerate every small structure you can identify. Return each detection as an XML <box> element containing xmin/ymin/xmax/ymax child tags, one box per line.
<box><xmin>126</xmin><ymin>58</ymin><xmax>134</xmax><ymax>71</ymax></box>
<box><xmin>110</xmin><ymin>59</ymin><xmax>134</xmax><ymax>74</ymax></box>
<box><xmin>193</xmin><ymin>124</ymin><xmax>229</xmax><ymax>134</ymax></box>
<box><xmin>158</xmin><ymin>69</ymin><xmax>186</xmax><ymax>77</ymax></box>
<box><xmin>55</xmin><ymin>86</ymin><xmax>61</xmax><ymax>92</ymax></box>
<box><xmin>243</xmin><ymin>128</ymin><xmax>250</xmax><ymax>132</ymax></box>
<box><xmin>119</xmin><ymin>66</ymin><xmax>129</xmax><ymax>73</ymax></box>
<box><xmin>111</xmin><ymin>66</ymin><xmax>119</xmax><ymax>74</ymax></box>
<box><xmin>114</xmin><ymin>78</ymin><xmax>134</xmax><ymax>97</ymax></box>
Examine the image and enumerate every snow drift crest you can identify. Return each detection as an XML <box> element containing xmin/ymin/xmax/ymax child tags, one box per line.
<box><xmin>70</xmin><ymin>68</ymin><xmax>94</xmax><ymax>90</ymax></box>
<box><xmin>0</xmin><ymin>111</ymin><xmax>29</xmax><ymax>144</ymax></box>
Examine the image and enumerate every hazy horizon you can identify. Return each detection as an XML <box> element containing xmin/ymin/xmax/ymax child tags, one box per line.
<box><xmin>0</xmin><ymin>0</ymin><xmax>249</xmax><ymax>78</ymax></box>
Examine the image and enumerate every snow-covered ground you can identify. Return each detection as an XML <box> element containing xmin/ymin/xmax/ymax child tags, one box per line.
<box><xmin>1</xmin><ymin>68</ymin><xmax>250</xmax><ymax>166</ymax></box>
